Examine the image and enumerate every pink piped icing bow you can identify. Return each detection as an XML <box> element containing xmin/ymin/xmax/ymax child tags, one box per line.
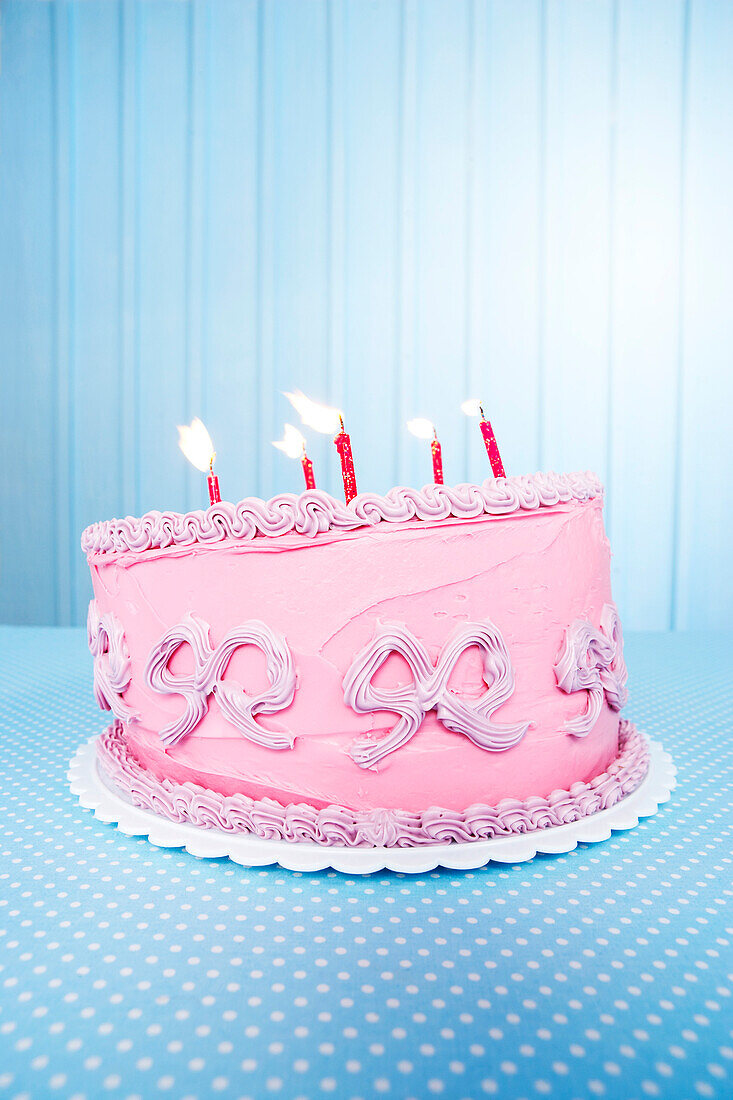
<box><xmin>343</xmin><ymin>620</ymin><xmax>531</xmax><ymax>769</ymax></box>
<box><xmin>145</xmin><ymin>613</ymin><xmax>296</xmax><ymax>749</ymax></box>
<box><xmin>554</xmin><ymin>603</ymin><xmax>628</xmax><ymax>736</ymax></box>
<box><xmin>87</xmin><ymin>600</ymin><xmax>139</xmax><ymax>723</ymax></box>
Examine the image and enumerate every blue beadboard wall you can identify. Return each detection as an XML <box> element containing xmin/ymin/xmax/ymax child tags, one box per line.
<box><xmin>0</xmin><ymin>0</ymin><xmax>731</xmax><ymax>630</ymax></box>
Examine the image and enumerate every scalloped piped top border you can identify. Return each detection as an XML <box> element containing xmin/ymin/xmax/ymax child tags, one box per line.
<box><xmin>81</xmin><ymin>471</ymin><xmax>603</xmax><ymax>559</ymax></box>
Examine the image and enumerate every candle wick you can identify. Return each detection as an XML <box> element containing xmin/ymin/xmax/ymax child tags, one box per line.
<box><xmin>338</xmin><ymin>414</ymin><xmax>345</xmax><ymax>432</ymax></box>
<box><xmin>209</xmin><ymin>454</ymin><xmax>215</xmax><ymax>475</ymax></box>
<box><xmin>479</xmin><ymin>403</ymin><xmax>485</xmax><ymax>421</ymax></box>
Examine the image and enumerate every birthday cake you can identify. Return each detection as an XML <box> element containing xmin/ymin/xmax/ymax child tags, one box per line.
<box><xmin>81</xmin><ymin>472</ymin><xmax>648</xmax><ymax>848</ymax></box>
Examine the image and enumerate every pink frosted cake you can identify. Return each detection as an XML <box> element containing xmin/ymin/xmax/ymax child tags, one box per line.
<box><xmin>81</xmin><ymin>472</ymin><xmax>648</xmax><ymax>848</ymax></box>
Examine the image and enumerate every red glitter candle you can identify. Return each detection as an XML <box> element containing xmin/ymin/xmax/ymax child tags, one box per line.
<box><xmin>301</xmin><ymin>453</ymin><xmax>316</xmax><ymax>490</ymax></box>
<box><xmin>207</xmin><ymin>469</ymin><xmax>221</xmax><ymax>506</ymax></box>
<box><xmin>479</xmin><ymin>412</ymin><xmax>505</xmax><ymax>478</ymax></box>
<box><xmin>334</xmin><ymin>418</ymin><xmax>358</xmax><ymax>504</ymax></box>
<box><xmin>431</xmin><ymin>436</ymin><xmax>444</xmax><ymax>484</ymax></box>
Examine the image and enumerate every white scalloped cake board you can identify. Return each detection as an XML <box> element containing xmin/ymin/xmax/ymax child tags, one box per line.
<box><xmin>68</xmin><ymin>735</ymin><xmax>675</xmax><ymax>875</ymax></box>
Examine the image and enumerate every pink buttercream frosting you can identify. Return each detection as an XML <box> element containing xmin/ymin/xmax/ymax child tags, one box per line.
<box><xmin>96</xmin><ymin>719</ymin><xmax>649</xmax><ymax>847</ymax></box>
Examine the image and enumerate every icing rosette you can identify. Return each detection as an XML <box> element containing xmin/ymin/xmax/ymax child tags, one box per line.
<box><xmin>519</xmin><ymin>798</ymin><xmax>565</xmax><ymax>832</ymax></box>
<box><xmin>96</xmin><ymin>719</ymin><xmax>649</xmax><ymax>847</ymax></box>
<box><xmin>249</xmin><ymin>804</ymin><xmax>289</xmax><ymax>841</ymax></box>
<box><xmin>496</xmin><ymin>802</ymin><xmax>535</xmax><ymax>834</ymax></box>
<box><xmin>462</xmin><ymin>805</ymin><xmax>505</xmax><ymax>839</ymax></box>
<box><xmin>221</xmin><ymin>801</ymin><xmax>256</xmax><ymax>835</ymax></box>
<box><xmin>311</xmin><ymin>808</ymin><xmax>361</xmax><ymax>848</ymax></box>
<box><xmin>421</xmin><ymin>811</ymin><xmax>476</xmax><ymax>845</ymax></box>
<box><xmin>545</xmin><ymin>791</ymin><xmax>584</xmax><ymax>826</ymax></box>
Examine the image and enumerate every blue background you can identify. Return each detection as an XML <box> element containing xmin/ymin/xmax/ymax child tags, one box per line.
<box><xmin>1</xmin><ymin>0</ymin><xmax>732</xmax><ymax>630</ymax></box>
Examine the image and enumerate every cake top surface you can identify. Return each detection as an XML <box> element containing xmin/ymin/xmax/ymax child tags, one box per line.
<box><xmin>81</xmin><ymin>470</ymin><xmax>603</xmax><ymax>560</ymax></box>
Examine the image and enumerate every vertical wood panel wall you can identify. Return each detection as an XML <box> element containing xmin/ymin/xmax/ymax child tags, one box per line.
<box><xmin>1</xmin><ymin>0</ymin><xmax>731</xmax><ymax>630</ymax></box>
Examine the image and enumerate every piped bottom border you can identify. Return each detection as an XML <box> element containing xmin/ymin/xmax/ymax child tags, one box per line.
<box><xmin>68</xmin><ymin>723</ymin><xmax>674</xmax><ymax>873</ymax></box>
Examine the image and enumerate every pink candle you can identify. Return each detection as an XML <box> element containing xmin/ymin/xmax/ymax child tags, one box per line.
<box><xmin>334</xmin><ymin>418</ymin><xmax>358</xmax><ymax>503</ymax></box>
<box><xmin>431</xmin><ymin>437</ymin><xmax>444</xmax><ymax>484</ymax></box>
<box><xmin>207</xmin><ymin>468</ymin><xmax>221</xmax><ymax>505</ymax></box>
<box><xmin>479</xmin><ymin>415</ymin><xmax>505</xmax><ymax>478</ymax></box>
<box><xmin>301</xmin><ymin>452</ymin><xmax>316</xmax><ymax>490</ymax></box>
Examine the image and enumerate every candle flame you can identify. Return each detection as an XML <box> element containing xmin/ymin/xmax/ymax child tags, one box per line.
<box><xmin>284</xmin><ymin>390</ymin><xmax>343</xmax><ymax>435</ymax></box>
<box><xmin>177</xmin><ymin>417</ymin><xmax>216</xmax><ymax>473</ymax></box>
<box><xmin>461</xmin><ymin>398</ymin><xmax>484</xmax><ymax>418</ymax></box>
<box><xmin>272</xmin><ymin>423</ymin><xmax>307</xmax><ymax>460</ymax></box>
<box><xmin>406</xmin><ymin>417</ymin><xmax>436</xmax><ymax>441</ymax></box>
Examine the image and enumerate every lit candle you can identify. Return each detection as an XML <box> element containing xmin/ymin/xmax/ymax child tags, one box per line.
<box><xmin>177</xmin><ymin>417</ymin><xmax>221</xmax><ymax>505</ymax></box>
<box><xmin>273</xmin><ymin>424</ymin><xmax>316</xmax><ymax>490</ymax></box>
<box><xmin>407</xmin><ymin>418</ymin><xmax>444</xmax><ymax>484</ymax></box>
<box><xmin>461</xmin><ymin>398</ymin><xmax>506</xmax><ymax>478</ymax></box>
<box><xmin>284</xmin><ymin>390</ymin><xmax>358</xmax><ymax>504</ymax></box>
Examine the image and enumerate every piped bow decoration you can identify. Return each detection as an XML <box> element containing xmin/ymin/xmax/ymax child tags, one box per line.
<box><xmin>554</xmin><ymin>603</ymin><xmax>628</xmax><ymax>736</ymax></box>
<box><xmin>87</xmin><ymin>600</ymin><xmax>139</xmax><ymax>723</ymax></box>
<box><xmin>145</xmin><ymin>613</ymin><xmax>296</xmax><ymax>748</ymax></box>
<box><xmin>343</xmin><ymin>620</ymin><xmax>530</xmax><ymax>769</ymax></box>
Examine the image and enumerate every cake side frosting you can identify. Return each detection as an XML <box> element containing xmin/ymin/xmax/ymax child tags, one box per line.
<box><xmin>86</xmin><ymin>490</ymin><xmax>621</xmax><ymax>812</ymax></box>
<box><xmin>81</xmin><ymin>471</ymin><xmax>602</xmax><ymax>559</ymax></box>
<box><xmin>96</xmin><ymin>719</ymin><xmax>648</xmax><ymax>848</ymax></box>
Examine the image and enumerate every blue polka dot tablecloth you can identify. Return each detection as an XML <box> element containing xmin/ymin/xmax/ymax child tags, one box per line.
<box><xmin>0</xmin><ymin>627</ymin><xmax>731</xmax><ymax>1100</ymax></box>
